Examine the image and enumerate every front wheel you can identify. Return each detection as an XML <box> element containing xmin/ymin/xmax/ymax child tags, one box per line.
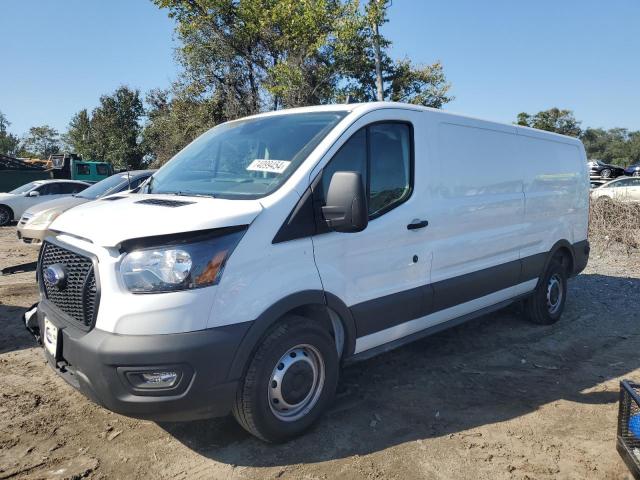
<box><xmin>232</xmin><ymin>315</ymin><xmax>339</xmax><ymax>442</ymax></box>
<box><xmin>524</xmin><ymin>259</ymin><xmax>568</xmax><ymax>325</ymax></box>
<box><xmin>0</xmin><ymin>206</ymin><xmax>12</xmax><ymax>226</ymax></box>
<box><xmin>600</xmin><ymin>168</ymin><xmax>612</xmax><ymax>179</ymax></box>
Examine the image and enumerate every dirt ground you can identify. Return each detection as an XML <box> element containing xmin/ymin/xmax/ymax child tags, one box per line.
<box><xmin>1</xmin><ymin>225</ymin><xmax>639</xmax><ymax>480</ymax></box>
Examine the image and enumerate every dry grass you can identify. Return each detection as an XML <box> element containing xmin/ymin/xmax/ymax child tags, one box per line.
<box><xmin>589</xmin><ymin>197</ymin><xmax>640</xmax><ymax>253</ymax></box>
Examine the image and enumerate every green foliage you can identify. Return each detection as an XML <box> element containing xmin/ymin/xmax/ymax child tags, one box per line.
<box><xmin>0</xmin><ymin>110</ymin><xmax>20</xmax><ymax>156</ymax></box>
<box><xmin>63</xmin><ymin>109</ymin><xmax>93</xmax><ymax>158</ymax></box>
<box><xmin>22</xmin><ymin>125</ymin><xmax>61</xmax><ymax>158</ymax></box>
<box><xmin>581</xmin><ymin>128</ymin><xmax>640</xmax><ymax>167</ymax></box>
<box><xmin>516</xmin><ymin>108</ymin><xmax>640</xmax><ymax>167</ymax></box>
<box><xmin>516</xmin><ymin>108</ymin><xmax>582</xmax><ymax>137</ymax></box>
<box><xmin>142</xmin><ymin>88</ymin><xmax>225</xmax><ymax>166</ymax></box>
<box><xmin>388</xmin><ymin>59</ymin><xmax>453</xmax><ymax>108</ymax></box>
<box><xmin>65</xmin><ymin>86</ymin><xmax>146</xmax><ymax>170</ymax></box>
<box><xmin>147</xmin><ymin>0</ymin><xmax>454</xmax><ymax>164</ymax></box>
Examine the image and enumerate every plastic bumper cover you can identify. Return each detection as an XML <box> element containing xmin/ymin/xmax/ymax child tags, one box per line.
<box><xmin>35</xmin><ymin>300</ymin><xmax>251</xmax><ymax>421</ymax></box>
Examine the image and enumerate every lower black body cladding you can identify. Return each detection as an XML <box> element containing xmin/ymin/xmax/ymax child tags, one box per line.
<box><xmin>349</xmin><ymin>241</ymin><xmax>589</xmax><ymax>339</ymax></box>
<box><xmin>37</xmin><ymin>300</ymin><xmax>250</xmax><ymax>421</ymax></box>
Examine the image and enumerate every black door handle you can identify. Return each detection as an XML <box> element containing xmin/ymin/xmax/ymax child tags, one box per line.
<box><xmin>407</xmin><ymin>220</ymin><xmax>429</xmax><ymax>230</ymax></box>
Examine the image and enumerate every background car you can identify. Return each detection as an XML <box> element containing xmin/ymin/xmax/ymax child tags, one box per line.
<box><xmin>588</xmin><ymin>160</ymin><xmax>627</xmax><ymax>179</ymax></box>
<box><xmin>624</xmin><ymin>163</ymin><xmax>640</xmax><ymax>177</ymax></box>
<box><xmin>590</xmin><ymin>176</ymin><xmax>640</xmax><ymax>202</ymax></box>
<box><xmin>0</xmin><ymin>180</ymin><xmax>89</xmax><ymax>226</ymax></box>
<box><xmin>590</xmin><ymin>178</ymin><xmax>608</xmax><ymax>189</ymax></box>
<box><xmin>17</xmin><ymin>170</ymin><xmax>155</xmax><ymax>244</ymax></box>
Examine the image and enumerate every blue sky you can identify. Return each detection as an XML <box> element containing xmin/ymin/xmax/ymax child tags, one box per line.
<box><xmin>1</xmin><ymin>0</ymin><xmax>638</xmax><ymax>137</ymax></box>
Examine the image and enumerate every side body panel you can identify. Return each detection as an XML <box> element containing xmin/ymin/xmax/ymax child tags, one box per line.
<box><xmin>517</xmin><ymin>128</ymin><xmax>589</xmax><ymax>260</ymax></box>
<box><xmin>339</xmin><ymin>111</ymin><xmax>588</xmax><ymax>355</ymax></box>
<box><xmin>429</xmin><ymin>118</ymin><xmax>525</xmax><ymax>287</ymax></box>
<box><xmin>208</xmin><ymin>185</ymin><xmax>325</xmax><ymax>330</ymax></box>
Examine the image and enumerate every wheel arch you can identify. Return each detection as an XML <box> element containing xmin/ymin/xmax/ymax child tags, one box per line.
<box><xmin>226</xmin><ymin>290</ymin><xmax>356</xmax><ymax>381</ymax></box>
<box><xmin>540</xmin><ymin>240</ymin><xmax>576</xmax><ymax>283</ymax></box>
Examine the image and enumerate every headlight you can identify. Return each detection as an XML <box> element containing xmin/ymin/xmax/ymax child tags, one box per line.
<box><xmin>28</xmin><ymin>210</ymin><xmax>60</xmax><ymax>226</ymax></box>
<box><xmin>120</xmin><ymin>228</ymin><xmax>245</xmax><ymax>293</ymax></box>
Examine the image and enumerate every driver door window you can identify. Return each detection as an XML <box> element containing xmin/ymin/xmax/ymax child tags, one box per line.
<box><xmin>321</xmin><ymin>122</ymin><xmax>412</xmax><ymax>221</ymax></box>
<box><xmin>35</xmin><ymin>184</ymin><xmax>52</xmax><ymax>196</ymax></box>
<box><xmin>59</xmin><ymin>183</ymin><xmax>85</xmax><ymax>194</ymax></box>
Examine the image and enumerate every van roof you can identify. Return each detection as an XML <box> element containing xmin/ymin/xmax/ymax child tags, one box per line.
<box><xmin>244</xmin><ymin>102</ymin><xmax>583</xmax><ymax>145</ymax></box>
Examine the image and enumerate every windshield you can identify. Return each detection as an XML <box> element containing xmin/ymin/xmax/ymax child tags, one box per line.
<box><xmin>10</xmin><ymin>182</ymin><xmax>40</xmax><ymax>194</ymax></box>
<box><xmin>76</xmin><ymin>174</ymin><xmax>129</xmax><ymax>199</ymax></box>
<box><xmin>146</xmin><ymin>111</ymin><xmax>347</xmax><ymax>199</ymax></box>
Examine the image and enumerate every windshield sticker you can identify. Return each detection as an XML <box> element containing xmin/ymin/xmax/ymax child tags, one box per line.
<box><xmin>246</xmin><ymin>159</ymin><xmax>291</xmax><ymax>174</ymax></box>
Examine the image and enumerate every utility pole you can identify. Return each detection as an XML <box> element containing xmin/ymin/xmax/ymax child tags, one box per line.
<box><xmin>372</xmin><ymin>0</ymin><xmax>385</xmax><ymax>102</ymax></box>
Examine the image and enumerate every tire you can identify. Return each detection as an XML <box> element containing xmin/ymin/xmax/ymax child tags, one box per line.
<box><xmin>232</xmin><ymin>315</ymin><xmax>339</xmax><ymax>442</ymax></box>
<box><xmin>524</xmin><ymin>258</ymin><xmax>568</xmax><ymax>325</ymax></box>
<box><xmin>633</xmin><ymin>171</ymin><xmax>640</xmax><ymax>177</ymax></box>
<box><xmin>0</xmin><ymin>206</ymin><xmax>12</xmax><ymax>226</ymax></box>
<box><xmin>600</xmin><ymin>168</ymin><xmax>612</xmax><ymax>179</ymax></box>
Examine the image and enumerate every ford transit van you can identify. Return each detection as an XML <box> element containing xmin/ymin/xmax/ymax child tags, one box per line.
<box><xmin>28</xmin><ymin>102</ymin><xmax>589</xmax><ymax>442</ymax></box>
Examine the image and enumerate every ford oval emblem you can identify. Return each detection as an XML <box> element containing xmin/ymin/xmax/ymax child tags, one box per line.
<box><xmin>44</xmin><ymin>264</ymin><xmax>67</xmax><ymax>289</ymax></box>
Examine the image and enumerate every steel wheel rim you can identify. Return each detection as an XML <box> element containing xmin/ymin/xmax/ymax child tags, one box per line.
<box><xmin>546</xmin><ymin>273</ymin><xmax>563</xmax><ymax>315</ymax></box>
<box><xmin>268</xmin><ymin>344</ymin><xmax>325</xmax><ymax>422</ymax></box>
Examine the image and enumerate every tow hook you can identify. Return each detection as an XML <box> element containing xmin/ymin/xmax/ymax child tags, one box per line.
<box><xmin>23</xmin><ymin>303</ymin><xmax>41</xmax><ymax>344</ymax></box>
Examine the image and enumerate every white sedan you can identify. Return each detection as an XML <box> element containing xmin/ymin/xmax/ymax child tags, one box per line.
<box><xmin>0</xmin><ymin>180</ymin><xmax>89</xmax><ymax>226</ymax></box>
<box><xmin>590</xmin><ymin>177</ymin><xmax>640</xmax><ymax>203</ymax></box>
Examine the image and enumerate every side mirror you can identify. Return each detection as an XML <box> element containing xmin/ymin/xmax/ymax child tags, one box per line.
<box><xmin>321</xmin><ymin>171</ymin><xmax>368</xmax><ymax>233</ymax></box>
<box><xmin>27</xmin><ymin>190</ymin><xmax>40</xmax><ymax>197</ymax></box>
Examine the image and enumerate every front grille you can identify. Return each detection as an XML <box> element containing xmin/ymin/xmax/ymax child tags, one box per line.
<box><xmin>40</xmin><ymin>241</ymin><xmax>99</xmax><ymax>329</ymax></box>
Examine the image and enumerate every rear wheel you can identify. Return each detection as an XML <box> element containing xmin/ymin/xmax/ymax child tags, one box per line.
<box><xmin>524</xmin><ymin>258</ymin><xmax>568</xmax><ymax>325</ymax></box>
<box><xmin>0</xmin><ymin>206</ymin><xmax>12</xmax><ymax>226</ymax></box>
<box><xmin>232</xmin><ymin>315</ymin><xmax>339</xmax><ymax>442</ymax></box>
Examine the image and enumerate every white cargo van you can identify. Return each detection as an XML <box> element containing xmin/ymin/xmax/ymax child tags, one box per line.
<box><xmin>28</xmin><ymin>102</ymin><xmax>589</xmax><ymax>442</ymax></box>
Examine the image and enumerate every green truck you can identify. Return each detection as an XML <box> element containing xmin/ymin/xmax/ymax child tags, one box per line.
<box><xmin>0</xmin><ymin>154</ymin><xmax>113</xmax><ymax>191</ymax></box>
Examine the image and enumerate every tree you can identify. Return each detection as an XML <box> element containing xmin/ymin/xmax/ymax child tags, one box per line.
<box><xmin>388</xmin><ymin>59</ymin><xmax>452</xmax><ymax>108</ymax></box>
<box><xmin>0</xmin><ymin>110</ymin><xmax>20</xmax><ymax>156</ymax></box>
<box><xmin>155</xmin><ymin>0</ymin><xmax>347</xmax><ymax>113</ymax></box>
<box><xmin>22</xmin><ymin>125</ymin><xmax>60</xmax><ymax>158</ymax></box>
<box><xmin>63</xmin><ymin>109</ymin><xmax>94</xmax><ymax>159</ymax></box>
<box><xmin>66</xmin><ymin>86</ymin><xmax>146</xmax><ymax>169</ymax></box>
<box><xmin>142</xmin><ymin>87</ymin><xmax>224</xmax><ymax>166</ymax></box>
<box><xmin>581</xmin><ymin>127</ymin><xmax>640</xmax><ymax>167</ymax></box>
<box><xmin>516</xmin><ymin>108</ymin><xmax>582</xmax><ymax>137</ymax></box>
<box><xmin>332</xmin><ymin>1</ymin><xmax>453</xmax><ymax>106</ymax></box>
<box><xmin>147</xmin><ymin>0</ymin><xmax>454</xmax><ymax>165</ymax></box>
<box><xmin>154</xmin><ymin>0</ymin><xmax>453</xmax><ymax>110</ymax></box>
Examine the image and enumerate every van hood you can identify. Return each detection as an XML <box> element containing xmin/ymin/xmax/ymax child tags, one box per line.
<box><xmin>49</xmin><ymin>194</ymin><xmax>263</xmax><ymax>247</ymax></box>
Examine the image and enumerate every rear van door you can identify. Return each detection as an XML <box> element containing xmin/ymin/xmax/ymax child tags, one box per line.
<box><xmin>311</xmin><ymin>109</ymin><xmax>434</xmax><ymax>353</ymax></box>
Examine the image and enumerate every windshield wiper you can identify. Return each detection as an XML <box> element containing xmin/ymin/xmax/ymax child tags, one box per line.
<box><xmin>166</xmin><ymin>191</ymin><xmax>216</xmax><ymax>199</ymax></box>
